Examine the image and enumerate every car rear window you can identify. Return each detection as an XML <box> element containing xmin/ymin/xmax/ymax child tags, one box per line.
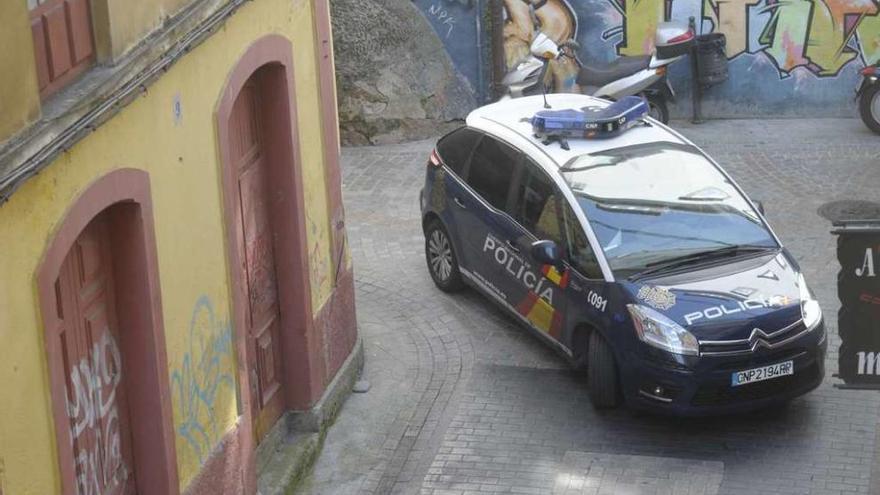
<box><xmin>466</xmin><ymin>137</ymin><xmax>520</xmax><ymax>211</ymax></box>
<box><xmin>437</xmin><ymin>127</ymin><xmax>481</xmax><ymax>176</ymax></box>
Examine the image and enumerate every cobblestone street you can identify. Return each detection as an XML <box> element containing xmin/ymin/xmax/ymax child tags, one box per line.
<box><xmin>302</xmin><ymin>119</ymin><xmax>880</xmax><ymax>495</ymax></box>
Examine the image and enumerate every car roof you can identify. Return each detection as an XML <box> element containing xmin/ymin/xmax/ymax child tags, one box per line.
<box><xmin>465</xmin><ymin>94</ymin><xmax>687</xmax><ymax>168</ymax></box>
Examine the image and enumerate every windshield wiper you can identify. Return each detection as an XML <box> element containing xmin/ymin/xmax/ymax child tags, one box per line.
<box><xmin>629</xmin><ymin>245</ymin><xmax>778</xmax><ymax>280</ymax></box>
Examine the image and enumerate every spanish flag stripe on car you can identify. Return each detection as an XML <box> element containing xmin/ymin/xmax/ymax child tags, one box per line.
<box><xmin>542</xmin><ymin>265</ymin><xmax>570</xmax><ymax>288</ymax></box>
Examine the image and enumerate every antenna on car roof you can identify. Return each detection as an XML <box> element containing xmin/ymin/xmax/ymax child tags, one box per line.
<box><xmin>542</xmin><ymin>82</ymin><xmax>551</xmax><ymax>109</ymax></box>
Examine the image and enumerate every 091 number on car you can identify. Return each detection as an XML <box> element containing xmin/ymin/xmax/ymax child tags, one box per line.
<box><xmin>588</xmin><ymin>290</ymin><xmax>607</xmax><ymax>312</ymax></box>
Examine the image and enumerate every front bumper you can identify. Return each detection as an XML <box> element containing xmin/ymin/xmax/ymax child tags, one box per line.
<box><xmin>620</xmin><ymin>321</ymin><xmax>827</xmax><ymax>416</ymax></box>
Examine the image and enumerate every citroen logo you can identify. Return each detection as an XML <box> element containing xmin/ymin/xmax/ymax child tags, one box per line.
<box><xmin>748</xmin><ymin>328</ymin><xmax>773</xmax><ymax>350</ymax></box>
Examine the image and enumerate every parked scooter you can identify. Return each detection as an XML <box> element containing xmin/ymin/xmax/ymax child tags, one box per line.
<box><xmin>501</xmin><ymin>31</ymin><xmax>561</xmax><ymax>98</ymax></box>
<box><xmin>858</xmin><ymin>62</ymin><xmax>880</xmax><ymax>134</ymax></box>
<box><xmin>501</xmin><ymin>6</ymin><xmax>694</xmax><ymax>123</ymax></box>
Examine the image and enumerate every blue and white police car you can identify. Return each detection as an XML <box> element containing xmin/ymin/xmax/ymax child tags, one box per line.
<box><xmin>419</xmin><ymin>93</ymin><xmax>826</xmax><ymax>414</ymax></box>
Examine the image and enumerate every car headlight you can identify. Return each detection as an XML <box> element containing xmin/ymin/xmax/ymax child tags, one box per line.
<box><xmin>627</xmin><ymin>304</ymin><xmax>699</xmax><ymax>356</ymax></box>
<box><xmin>798</xmin><ymin>273</ymin><xmax>822</xmax><ymax>329</ymax></box>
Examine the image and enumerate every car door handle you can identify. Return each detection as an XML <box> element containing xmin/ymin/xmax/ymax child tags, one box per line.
<box><xmin>453</xmin><ymin>197</ymin><xmax>466</xmax><ymax>209</ymax></box>
<box><xmin>506</xmin><ymin>240</ymin><xmax>520</xmax><ymax>253</ymax></box>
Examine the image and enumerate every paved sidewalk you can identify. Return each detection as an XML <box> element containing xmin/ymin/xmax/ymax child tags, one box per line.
<box><xmin>301</xmin><ymin>119</ymin><xmax>880</xmax><ymax>495</ymax></box>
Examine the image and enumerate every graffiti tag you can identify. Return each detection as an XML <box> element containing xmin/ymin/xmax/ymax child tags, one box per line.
<box><xmin>171</xmin><ymin>296</ymin><xmax>235</xmax><ymax>465</ymax></box>
<box><xmin>610</xmin><ymin>0</ymin><xmax>880</xmax><ymax>76</ymax></box>
<box><xmin>67</xmin><ymin>331</ymin><xmax>130</xmax><ymax>495</ymax></box>
<box><xmin>429</xmin><ymin>3</ymin><xmax>457</xmax><ymax>38</ymax></box>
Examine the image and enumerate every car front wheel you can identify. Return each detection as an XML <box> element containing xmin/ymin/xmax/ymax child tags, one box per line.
<box><xmin>424</xmin><ymin>219</ymin><xmax>465</xmax><ymax>292</ymax></box>
<box><xmin>587</xmin><ymin>330</ymin><xmax>621</xmax><ymax>408</ymax></box>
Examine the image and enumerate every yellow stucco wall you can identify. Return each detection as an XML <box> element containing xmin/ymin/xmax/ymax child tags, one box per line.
<box><xmin>0</xmin><ymin>0</ymin><xmax>41</xmax><ymax>143</ymax></box>
<box><xmin>0</xmin><ymin>0</ymin><xmax>335</xmax><ymax>492</ymax></box>
<box><xmin>93</xmin><ymin>0</ymin><xmax>194</xmax><ymax>61</ymax></box>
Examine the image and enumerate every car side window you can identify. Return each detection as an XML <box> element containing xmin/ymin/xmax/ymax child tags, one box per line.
<box><xmin>465</xmin><ymin>136</ymin><xmax>519</xmax><ymax>210</ymax></box>
<box><xmin>511</xmin><ymin>159</ymin><xmax>564</xmax><ymax>246</ymax></box>
<box><xmin>562</xmin><ymin>202</ymin><xmax>603</xmax><ymax>279</ymax></box>
<box><xmin>437</xmin><ymin>127</ymin><xmax>481</xmax><ymax>176</ymax></box>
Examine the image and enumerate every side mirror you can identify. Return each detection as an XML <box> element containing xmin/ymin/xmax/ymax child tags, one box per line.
<box><xmin>530</xmin><ymin>240</ymin><xmax>563</xmax><ymax>270</ymax></box>
<box><xmin>754</xmin><ymin>200</ymin><xmax>765</xmax><ymax>215</ymax></box>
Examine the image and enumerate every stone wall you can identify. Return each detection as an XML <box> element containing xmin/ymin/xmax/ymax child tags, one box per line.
<box><xmin>331</xmin><ymin>0</ymin><xmax>476</xmax><ymax>145</ymax></box>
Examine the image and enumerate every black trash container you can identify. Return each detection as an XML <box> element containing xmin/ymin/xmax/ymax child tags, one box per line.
<box><xmin>695</xmin><ymin>33</ymin><xmax>728</xmax><ymax>86</ymax></box>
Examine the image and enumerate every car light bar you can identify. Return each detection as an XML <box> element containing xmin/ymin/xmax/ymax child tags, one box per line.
<box><xmin>530</xmin><ymin>96</ymin><xmax>649</xmax><ymax>145</ymax></box>
<box><xmin>861</xmin><ymin>66</ymin><xmax>878</xmax><ymax>76</ymax></box>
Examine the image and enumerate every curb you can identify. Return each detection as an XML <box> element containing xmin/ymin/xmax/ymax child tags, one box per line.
<box><xmin>256</xmin><ymin>336</ymin><xmax>365</xmax><ymax>495</ymax></box>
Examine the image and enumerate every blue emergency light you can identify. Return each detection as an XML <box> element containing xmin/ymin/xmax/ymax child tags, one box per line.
<box><xmin>530</xmin><ymin>96</ymin><xmax>649</xmax><ymax>144</ymax></box>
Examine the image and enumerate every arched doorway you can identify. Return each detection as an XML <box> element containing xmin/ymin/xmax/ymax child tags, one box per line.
<box><xmin>37</xmin><ymin>169</ymin><xmax>178</xmax><ymax>495</ymax></box>
<box><xmin>216</xmin><ymin>35</ymin><xmax>319</xmax><ymax>443</ymax></box>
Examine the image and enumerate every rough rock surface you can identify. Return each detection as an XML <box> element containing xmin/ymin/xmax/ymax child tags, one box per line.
<box><xmin>331</xmin><ymin>0</ymin><xmax>476</xmax><ymax>145</ymax></box>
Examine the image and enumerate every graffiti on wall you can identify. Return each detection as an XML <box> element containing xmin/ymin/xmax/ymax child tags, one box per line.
<box><xmin>500</xmin><ymin>0</ymin><xmax>879</xmax><ymax>80</ymax></box>
<box><xmin>413</xmin><ymin>0</ymin><xmax>489</xmax><ymax>101</ymax></box>
<box><xmin>703</xmin><ymin>0</ymin><xmax>879</xmax><ymax>75</ymax></box>
<box><xmin>307</xmin><ymin>214</ymin><xmax>333</xmax><ymax>311</ymax></box>
<box><xmin>760</xmin><ymin>0</ymin><xmax>880</xmax><ymax>76</ymax></box>
<box><xmin>427</xmin><ymin>0</ymin><xmax>476</xmax><ymax>38</ymax></box>
<box><xmin>503</xmin><ymin>0</ymin><xmax>578</xmax><ymax>69</ymax></box>
<box><xmin>171</xmin><ymin>296</ymin><xmax>235</xmax><ymax>468</ymax></box>
<box><xmin>67</xmin><ymin>331</ymin><xmax>130</xmax><ymax>494</ymax></box>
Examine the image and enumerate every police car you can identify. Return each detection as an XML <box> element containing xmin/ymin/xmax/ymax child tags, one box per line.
<box><xmin>419</xmin><ymin>93</ymin><xmax>826</xmax><ymax>414</ymax></box>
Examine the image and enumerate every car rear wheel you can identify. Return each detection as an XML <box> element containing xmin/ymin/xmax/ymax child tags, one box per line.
<box><xmin>587</xmin><ymin>331</ymin><xmax>621</xmax><ymax>408</ymax></box>
<box><xmin>425</xmin><ymin>220</ymin><xmax>464</xmax><ymax>292</ymax></box>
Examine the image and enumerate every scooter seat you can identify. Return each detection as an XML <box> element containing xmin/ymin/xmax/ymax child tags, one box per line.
<box><xmin>576</xmin><ymin>56</ymin><xmax>652</xmax><ymax>88</ymax></box>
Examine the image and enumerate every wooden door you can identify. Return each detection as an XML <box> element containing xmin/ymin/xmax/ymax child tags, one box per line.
<box><xmin>29</xmin><ymin>0</ymin><xmax>95</xmax><ymax>98</ymax></box>
<box><xmin>230</xmin><ymin>79</ymin><xmax>286</xmax><ymax>440</ymax></box>
<box><xmin>56</xmin><ymin>215</ymin><xmax>137</xmax><ymax>495</ymax></box>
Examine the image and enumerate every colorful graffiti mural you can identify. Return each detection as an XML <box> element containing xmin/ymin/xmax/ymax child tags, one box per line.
<box><xmin>500</xmin><ymin>0</ymin><xmax>878</xmax><ymax>78</ymax></box>
<box><xmin>703</xmin><ymin>0</ymin><xmax>879</xmax><ymax>76</ymax></box>
<box><xmin>171</xmin><ymin>296</ymin><xmax>236</xmax><ymax>469</ymax></box>
<box><xmin>415</xmin><ymin>0</ymin><xmax>878</xmax><ymax>115</ymax></box>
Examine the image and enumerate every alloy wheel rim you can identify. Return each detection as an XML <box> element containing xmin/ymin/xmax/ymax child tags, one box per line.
<box><xmin>428</xmin><ymin>230</ymin><xmax>453</xmax><ymax>281</ymax></box>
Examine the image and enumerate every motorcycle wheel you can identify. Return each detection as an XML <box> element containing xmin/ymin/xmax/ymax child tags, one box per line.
<box><xmin>859</xmin><ymin>83</ymin><xmax>880</xmax><ymax>135</ymax></box>
<box><xmin>645</xmin><ymin>94</ymin><xmax>669</xmax><ymax>124</ymax></box>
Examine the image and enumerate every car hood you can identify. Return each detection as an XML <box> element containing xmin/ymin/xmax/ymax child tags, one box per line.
<box><xmin>620</xmin><ymin>251</ymin><xmax>805</xmax><ymax>341</ymax></box>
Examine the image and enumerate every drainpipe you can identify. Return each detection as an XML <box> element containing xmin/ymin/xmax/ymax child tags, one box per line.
<box><xmin>475</xmin><ymin>0</ymin><xmax>485</xmax><ymax>104</ymax></box>
<box><xmin>689</xmin><ymin>16</ymin><xmax>704</xmax><ymax>124</ymax></box>
<box><xmin>488</xmin><ymin>0</ymin><xmax>505</xmax><ymax>101</ymax></box>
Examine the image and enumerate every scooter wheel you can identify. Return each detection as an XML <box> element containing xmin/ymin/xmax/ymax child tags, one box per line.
<box><xmin>646</xmin><ymin>94</ymin><xmax>669</xmax><ymax>124</ymax></box>
<box><xmin>859</xmin><ymin>84</ymin><xmax>880</xmax><ymax>135</ymax></box>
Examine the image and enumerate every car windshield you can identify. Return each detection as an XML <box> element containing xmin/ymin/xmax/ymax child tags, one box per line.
<box><xmin>560</xmin><ymin>142</ymin><xmax>778</xmax><ymax>277</ymax></box>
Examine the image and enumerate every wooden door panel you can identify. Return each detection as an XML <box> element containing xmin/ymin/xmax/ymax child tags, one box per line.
<box><xmin>57</xmin><ymin>218</ymin><xmax>137</xmax><ymax>495</ymax></box>
<box><xmin>230</xmin><ymin>78</ymin><xmax>286</xmax><ymax>440</ymax></box>
<box><xmin>229</xmin><ymin>84</ymin><xmax>261</xmax><ymax>165</ymax></box>
<box><xmin>31</xmin><ymin>18</ymin><xmax>50</xmax><ymax>90</ymax></box>
<box><xmin>67</xmin><ymin>0</ymin><xmax>94</xmax><ymax>64</ymax></box>
<box><xmin>43</xmin><ymin>3</ymin><xmax>72</xmax><ymax>79</ymax></box>
<box><xmin>255</xmin><ymin>320</ymin><xmax>282</xmax><ymax>406</ymax></box>
<box><xmin>239</xmin><ymin>165</ymin><xmax>283</xmax><ymax>410</ymax></box>
<box><xmin>29</xmin><ymin>0</ymin><xmax>95</xmax><ymax>98</ymax></box>
<box><xmin>239</xmin><ymin>163</ymin><xmax>280</xmax><ymax>323</ymax></box>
